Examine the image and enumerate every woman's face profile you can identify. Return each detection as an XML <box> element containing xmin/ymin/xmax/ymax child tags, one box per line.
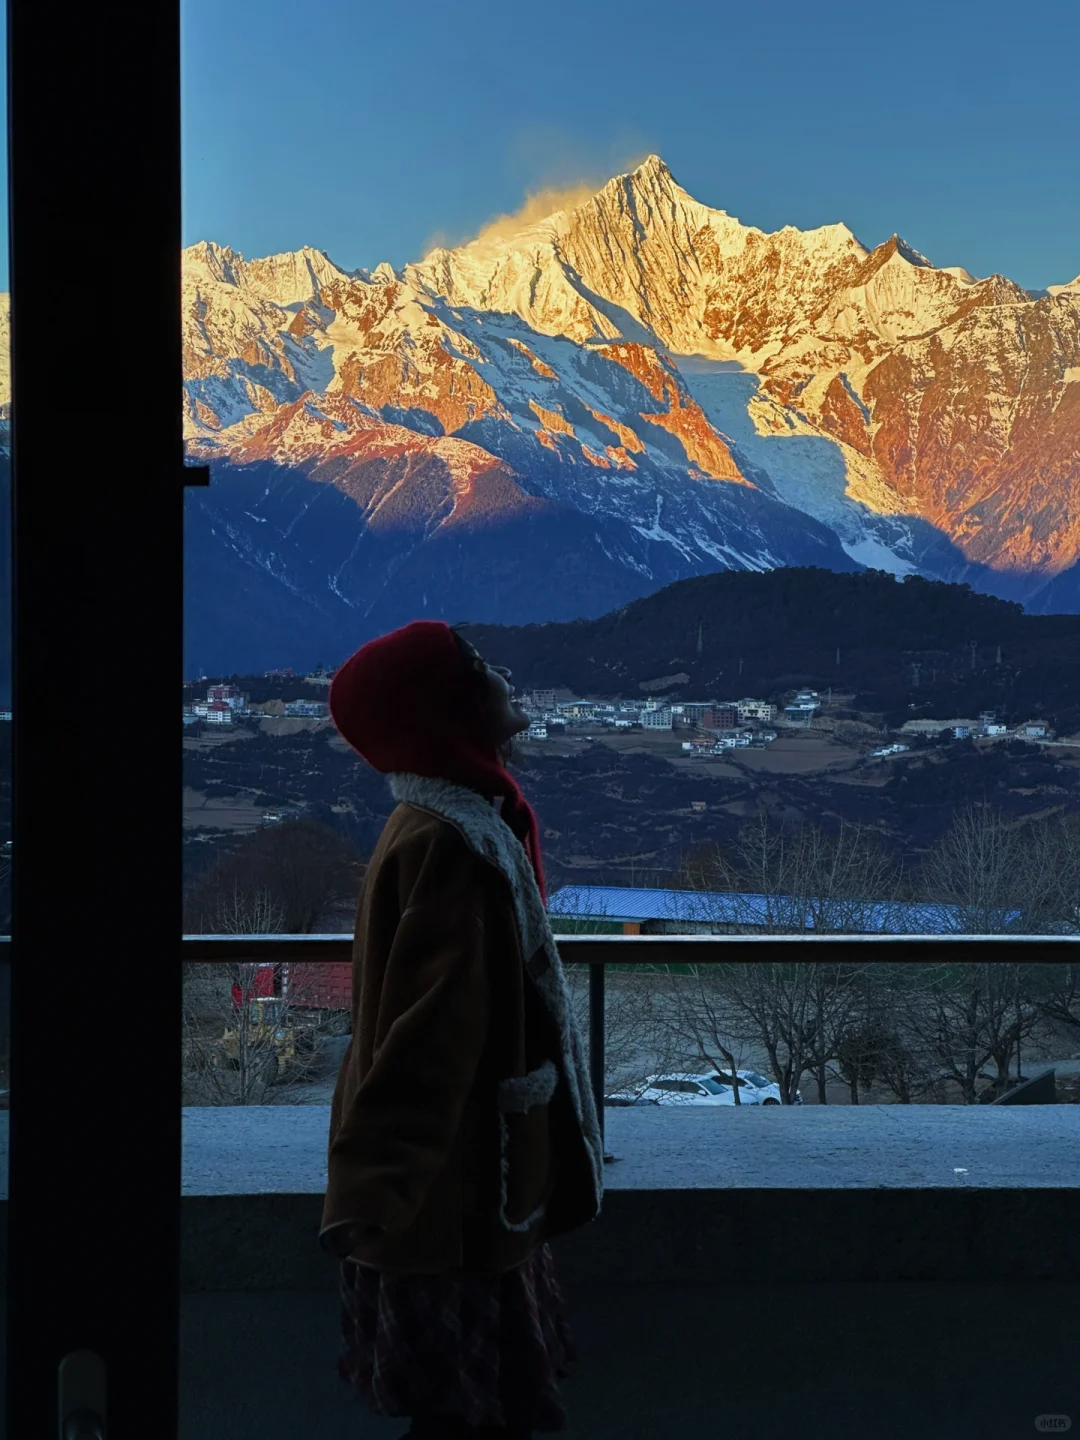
<box><xmin>459</xmin><ymin>637</ymin><xmax>531</xmax><ymax>744</ymax></box>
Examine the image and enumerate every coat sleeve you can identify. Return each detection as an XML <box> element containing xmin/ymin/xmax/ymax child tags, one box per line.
<box><xmin>319</xmin><ymin>832</ymin><xmax>490</xmax><ymax>1251</ymax></box>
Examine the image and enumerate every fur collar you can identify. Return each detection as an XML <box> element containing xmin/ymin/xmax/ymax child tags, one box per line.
<box><xmin>387</xmin><ymin>772</ymin><xmax>604</xmax><ymax>1213</ymax></box>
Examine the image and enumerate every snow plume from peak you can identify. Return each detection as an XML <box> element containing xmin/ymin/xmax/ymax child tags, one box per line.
<box><xmin>464</xmin><ymin>181</ymin><xmax>605</xmax><ymax>248</ymax></box>
<box><xmin>418</xmin><ymin>153</ymin><xmax>662</xmax><ymax>259</ymax></box>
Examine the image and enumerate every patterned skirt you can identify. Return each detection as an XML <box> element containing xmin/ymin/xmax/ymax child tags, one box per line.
<box><xmin>336</xmin><ymin>1242</ymin><xmax>578</xmax><ymax>1432</ymax></box>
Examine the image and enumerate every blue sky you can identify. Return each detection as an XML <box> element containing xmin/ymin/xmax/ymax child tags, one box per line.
<box><xmin>176</xmin><ymin>0</ymin><xmax>1080</xmax><ymax>293</ymax></box>
<box><xmin>1</xmin><ymin>0</ymin><xmax>1077</xmax><ymax>293</ymax></box>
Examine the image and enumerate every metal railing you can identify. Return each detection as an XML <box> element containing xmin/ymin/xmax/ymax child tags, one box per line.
<box><xmin>181</xmin><ymin>932</ymin><xmax>1080</xmax><ymax>1149</ymax></box>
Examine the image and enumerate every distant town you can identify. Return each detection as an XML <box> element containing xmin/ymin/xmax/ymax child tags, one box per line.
<box><xmin>182</xmin><ymin>668</ymin><xmax>1055</xmax><ymax>760</ymax></box>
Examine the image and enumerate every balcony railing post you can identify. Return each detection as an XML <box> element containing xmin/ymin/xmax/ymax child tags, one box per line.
<box><xmin>589</xmin><ymin>961</ymin><xmax>606</xmax><ymax>1152</ymax></box>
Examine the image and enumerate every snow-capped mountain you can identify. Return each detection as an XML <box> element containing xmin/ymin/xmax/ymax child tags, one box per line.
<box><xmin>9</xmin><ymin>155</ymin><xmax>1077</xmax><ymax>673</ymax></box>
<box><xmin>175</xmin><ymin>156</ymin><xmax>1080</xmax><ymax>667</ymax></box>
<box><xmin>398</xmin><ymin>157</ymin><xmax>1080</xmax><ymax>593</ymax></box>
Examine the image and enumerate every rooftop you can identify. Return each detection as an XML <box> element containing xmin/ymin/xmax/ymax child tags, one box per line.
<box><xmin>545</xmin><ymin>884</ymin><xmax>1016</xmax><ymax>932</ymax></box>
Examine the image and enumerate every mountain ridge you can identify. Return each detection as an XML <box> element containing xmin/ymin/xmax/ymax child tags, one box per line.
<box><xmin>175</xmin><ymin>155</ymin><xmax>1079</xmax><ymax>667</ymax></box>
<box><xmin>2</xmin><ymin>156</ymin><xmax>1077</xmax><ymax>674</ymax></box>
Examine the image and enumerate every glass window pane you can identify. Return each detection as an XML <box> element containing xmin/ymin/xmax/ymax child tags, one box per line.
<box><xmin>179</xmin><ymin>1</ymin><xmax>1079</xmax><ymax>1425</ymax></box>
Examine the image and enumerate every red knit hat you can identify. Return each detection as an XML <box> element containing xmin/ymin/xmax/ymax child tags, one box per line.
<box><xmin>329</xmin><ymin>620</ymin><xmax>547</xmax><ymax>902</ymax></box>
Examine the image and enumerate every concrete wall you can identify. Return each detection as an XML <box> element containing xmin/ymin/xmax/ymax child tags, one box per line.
<box><xmin>4</xmin><ymin>1105</ymin><xmax>1077</xmax><ymax>1292</ymax></box>
<box><xmin>172</xmin><ymin>1105</ymin><xmax>1080</xmax><ymax>1288</ymax></box>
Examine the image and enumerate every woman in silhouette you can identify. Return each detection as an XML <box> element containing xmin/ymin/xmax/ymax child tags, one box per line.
<box><xmin>320</xmin><ymin>620</ymin><xmax>604</xmax><ymax>1439</ymax></box>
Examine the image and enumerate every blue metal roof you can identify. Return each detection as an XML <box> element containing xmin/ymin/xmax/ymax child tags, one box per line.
<box><xmin>546</xmin><ymin>884</ymin><xmax>1019</xmax><ymax>934</ymax></box>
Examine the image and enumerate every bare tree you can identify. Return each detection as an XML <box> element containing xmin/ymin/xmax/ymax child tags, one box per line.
<box><xmin>801</xmin><ymin>961</ymin><xmax>872</xmax><ymax>1103</ymax></box>
<box><xmin>666</xmin><ymin>815</ymin><xmax>903</xmax><ymax>934</ymax></box>
<box><xmin>638</xmin><ymin>817</ymin><xmax>907</xmax><ymax>1102</ymax></box>
<box><xmin>649</xmin><ymin>959</ymin><xmax>811</xmax><ymax>1104</ymax></box>
<box><xmin>181</xmin><ymin>819</ymin><xmax>364</xmax><ymax>1105</ymax></box>
<box><xmin>907</xmin><ymin>808</ymin><xmax>1080</xmax><ymax>1087</ymax></box>
<box><xmin>918</xmin><ymin>805</ymin><xmax>1059</xmax><ymax>934</ymax></box>
<box><xmin>1051</xmin><ymin>813</ymin><xmax>1080</xmax><ymax>915</ymax></box>
<box><xmin>182</xmin><ymin>882</ymin><xmax>295</xmax><ymax>1105</ymax></box>
<box><xmin>549</xmin><ymin>814</ymin><xmax>1072</xmax><ymax>1109</ymax></box>
<box><xmin>184</xmin><ymin>818</ymin><xmax>365</xmax><ymax>936</ymax></box>
<box><xmin>892</xmin><ymin>961</ymin><xmax>1046</xmax><ymax>1104</ymax></box>
<box><xmin>829</xmin><ymin>964</ymin><xmax>941</xmax><ymax>1103</ymax></box>
<box><xmin>182</xmin><ymin>820</ymin><xmax>367</xmax><ymax>1105</ymax></box>
<box><xmin>1034</xmin><ymin>963</ymin><xmax>1080</xmax><ymax>1048</ymax></box>
<box><xmin>196</xmin><ymin>881</ymin><xmax>286</xmax><ymax>939</ymax></box>
<box><xmin>1015</xmin><ymin>816</ymin><xmax>1080</xmax><ymax>1050</ymax></box>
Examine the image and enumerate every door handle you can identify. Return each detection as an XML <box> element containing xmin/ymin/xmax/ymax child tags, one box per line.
<box><xmin>64</xmin><ymin>1410</ymin><xmax>105</xmax><ymax>1440</ymax></box>
<box><xmin>59</xmin><ymin>1350</ymin><xmax>106</xmax><ymax>1439</ymax></box>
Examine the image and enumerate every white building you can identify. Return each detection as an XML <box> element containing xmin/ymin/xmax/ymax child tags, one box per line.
<box><xmin>204</xmin><ymin>701</ymin><xmax>233</xmax><ymax>725</ymax></box>
<box><xmin>527</xmin><ymin>724</ymin><xmax>548</xmax><ymax>740</ymax></box>
<box><xmin>737</xmin><ymin>698</ymin><xmax>776</xmax><ymax>723</ymax></box>
<box><xmin>640</xmin><ymin>706</ymin><xmax>674</xmax><ymax>730</ymax></box>
<box><xmin>284</xmin><ymin>700</ymin><xmax>329</xmax><ymax>717</ymax></box>
<box><xmin>783</xmin><ymin>703</ymin><xmax>816</xmax><ymax>725</ymax></box>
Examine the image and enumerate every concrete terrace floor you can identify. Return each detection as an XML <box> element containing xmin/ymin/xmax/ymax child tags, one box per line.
<box><xmin>174</xmin><ymin>1103</ymin><xmax>1080</xmax><ymax>1439</ymax></box>
<box><xmin>179</xmin><ymin>1279</ymin><xmax>1080</xmax><ymax>1440</ymax></box>
<box><xmin>2</xmin><ymin>1101</ymin><xmax>1078</xmax><ymax>1439</ymax></box>
<box><xmin>179</xmin><ymin>1101</ymin><xmax>1080</xmax><ymax>1196</ymax></box>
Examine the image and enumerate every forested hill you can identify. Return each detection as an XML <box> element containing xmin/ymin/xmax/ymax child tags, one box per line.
<box><xmin>457</xmin><ymin>569</ymin><xmax>1080</xmax><ymax>733</ymax></box>
<box><xmin>192</xmin><ymin>568</ymin><xmax>1080</xmax><ymax>736</ymax></box>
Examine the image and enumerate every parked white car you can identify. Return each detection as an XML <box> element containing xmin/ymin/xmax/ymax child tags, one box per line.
<box><xmin>605</xmin><ymin>1069</ymin><xmax>803</xmax><ymax>1107</ymax></box>
<box><xmin>707</xmin><ymin>1069</ymin><xmax>804</xmax><ymax>1105</ymax></box>
<box><xmin>604</xmin><ymin>1071</ymin><xmax>737</xmax><ymax>1106</ymax></box>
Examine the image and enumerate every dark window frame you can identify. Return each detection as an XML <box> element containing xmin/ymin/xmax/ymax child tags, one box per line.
<box><xmin>5</xmin><ymin>0</ymin><xmax>184</xmax><ymax>1433</ymax></box>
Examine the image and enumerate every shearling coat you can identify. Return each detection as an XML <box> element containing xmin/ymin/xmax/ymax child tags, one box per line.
<box><xmin>319</xmin><ymin>772</ymin><xmax>605</xmax><ymax>1275</ymax></box>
